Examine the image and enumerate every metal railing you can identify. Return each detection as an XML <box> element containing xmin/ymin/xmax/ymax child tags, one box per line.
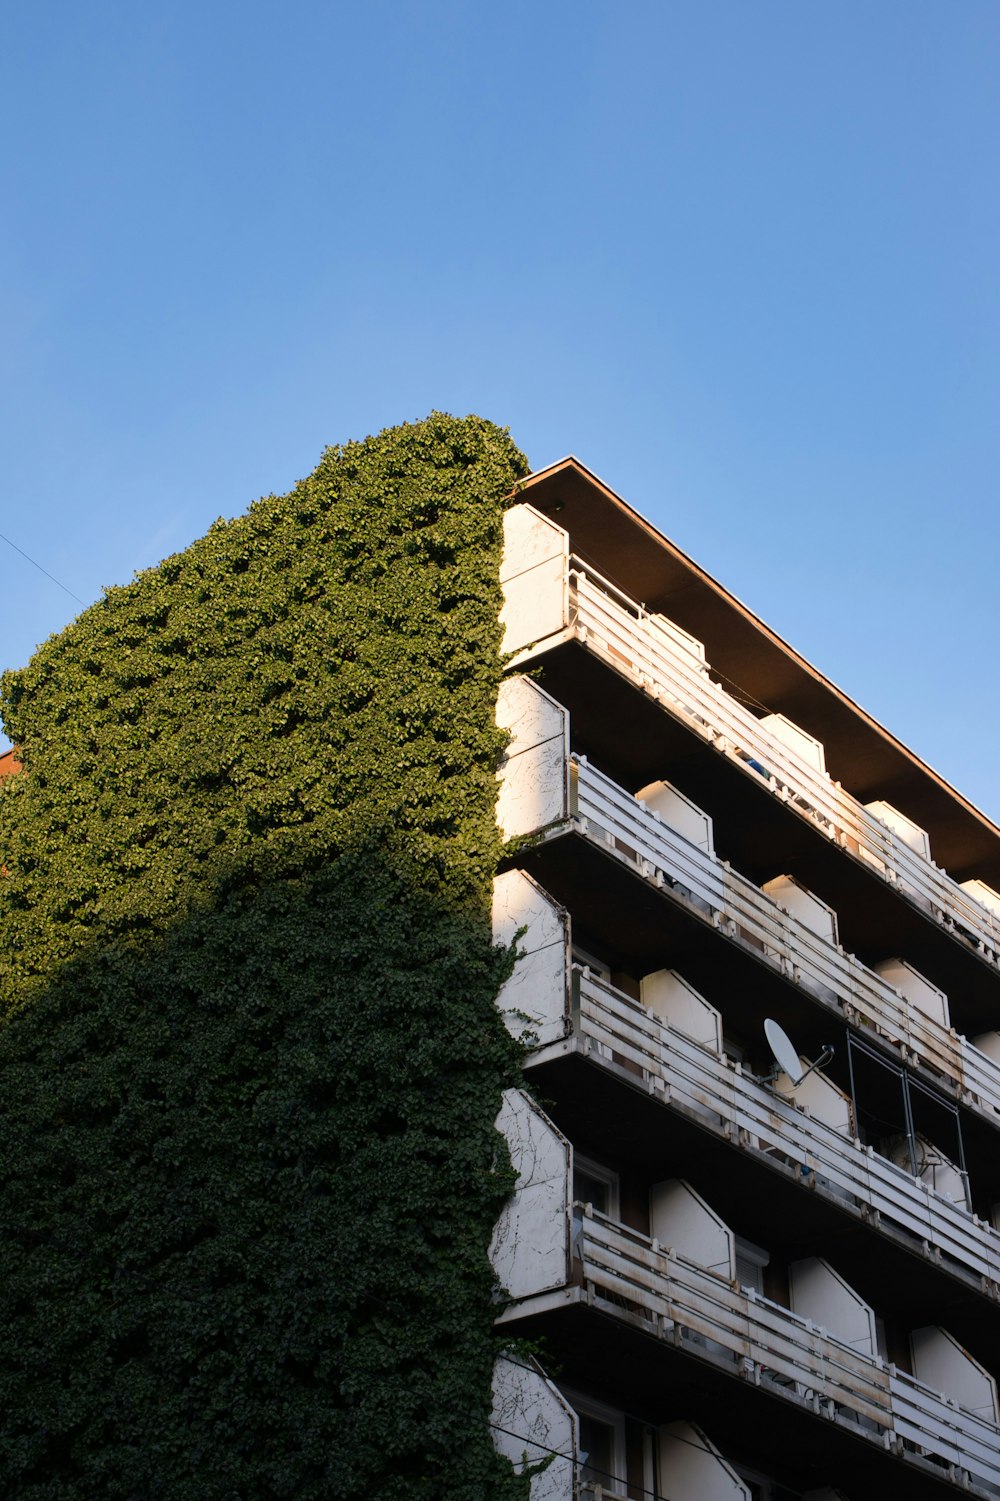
<box><xmin>510</xmin><ymin>548</ymin><xmax>1000</xmax><ymax>971</ymax></box>
<box><xmin>575</xmin><ymin>1207</ymin><xmax>1000</xmax><ymax>1492</ymax></box>
<box><xmin>572</xmin><ymin>968</ymin><xmax>1000</xmax><ymax>1289</ymax></box>
<box><xmin>571</xmin><ymin>752</ymin><xmax>1000</xmax><ymax>1124</ymax></box>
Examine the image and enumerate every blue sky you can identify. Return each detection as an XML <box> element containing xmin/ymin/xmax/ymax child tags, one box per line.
<box><xmin>2</xmin><ymin>2</ymin><xmax>999</xmax><ymax>818</ymax></box>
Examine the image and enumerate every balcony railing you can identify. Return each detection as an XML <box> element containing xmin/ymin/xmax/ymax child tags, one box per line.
<box><xmin>570</xmin><ymin>968</ymin><xmax>1000</xmax><ymax>1291</ymax></box>
<box><xmin>569</xmin><ymin>751</ymin><xmax>1000</xmax><ymax>1127</ymax></box>
<box><xmin>507</xmin><ymin>543</ymin><xmax>1000</xmax><ymax>972</ymax></box>
<box><xmin>574</xmin><ymin>1207</ymin><xmax>1000</xmax><ymax>1494</ymax></box>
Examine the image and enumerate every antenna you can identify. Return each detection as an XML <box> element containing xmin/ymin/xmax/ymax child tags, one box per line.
<box><xmin>764</xmin><ymin>1018</ymin><xmax>834</xmax><ymax>1087</ymax></box>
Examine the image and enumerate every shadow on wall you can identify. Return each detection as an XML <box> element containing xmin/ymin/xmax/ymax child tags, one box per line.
<box><xmin>0</xmin><ymin>834</ymin><xmax>527</xmax><ymax>1500</ymax></box>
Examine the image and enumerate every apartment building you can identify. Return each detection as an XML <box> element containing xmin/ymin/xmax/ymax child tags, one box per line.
<box><xmin>490</xmin><ymin>459</ymin><xmax>1000</xmax><ymax>1501</ymax></box>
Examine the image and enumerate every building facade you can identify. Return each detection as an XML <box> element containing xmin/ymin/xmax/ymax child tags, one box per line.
<box><xmin>490</xmin><ymin>459</ymin><xmax>1000</xmax><ymax>1501</ymax></box>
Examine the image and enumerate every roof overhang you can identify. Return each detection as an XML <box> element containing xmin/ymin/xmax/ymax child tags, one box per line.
<box><xmin>517</xmin><ymin>457</ymin><xmax>1000</xmax><ymax>883</ymax></box>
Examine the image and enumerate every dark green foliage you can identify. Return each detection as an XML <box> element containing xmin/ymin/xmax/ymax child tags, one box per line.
<box><xmin>0</xmin><ymin>414</ymin><xmax>531</xmax><ymax>1498</ymax></box>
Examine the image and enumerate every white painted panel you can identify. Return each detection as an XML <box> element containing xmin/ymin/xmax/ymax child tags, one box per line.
<box><xmin>961</xmin><ymin>878</ymin><xmax>1000</xmax><ymax>919</ymax></box>
<box><xmin>873</xmin><ymin>958</ymin><xmax>950</xmax><ymax>1029</ymax></box>
<box><xmin>492</xmin><ymin>871</ymin><xmax>570</xmax><ymax>1048</ymax></box>
<box><xmin>495</xmin><ymin>677</ymin><xmax>569</xmax><ymax>840</ymax></box>
<box><xmin>492</xmin><ymin>1355</ymin><xmax>576</xmax><ymax>1501</ymax></box>
<box><xmin>759</xmin><ymin>713</ymin><xmax>826</xmax><ymax>773</ymax></box>
<box><xmin>500</xmin><ymin>503</ymin><xmax>568</xmax><ymax>584</ymax></box>
<box><xmin>658</xmin><ymin>1422</ymin><xmax>749</xmax><ymax>1501</ymax></box>
<box><xmin>491</xmin><ymin>1089</ymin><xmax>571</xmax><ymax>1301</ymax></box>
<box><xmin>640</xmin><ymin>969</ymin><xmax>722</xmax><ymax>1054</ymax></box>
<box><xmin>647</xmin><ymin>613</ymin><xmax>707</xmax><ymax>667</ymax></box>
<box><xmin>788</xmin><ymin>1258</ymin><xmax>877</xmax><ymax>1356</ymax></box>
<box><xmin>864</xmin><ymin>800</ymin><xmax>932</xmax><ymax>860</ymax></box>
<box><xmin>649</xmin><ymin>1180</ymin><xmax>735</xmax><ymax>1280</ymax></box>
<box><xmin>911</xmin><ymin>1327</ymin><xmax>1000</xmax><ymax>1424</ymax></box>
<box><xmin>496</xmin><ymin>675</ymin><xmax>568</xmax><ymax>754</ymax></box>
<box><xmin>501</xmin><ymin>556</ymin><xmax>569</xmax><ymax>657</ymax></box>
<box><xmin>762</xmin><ymin>875</ymin><xmax>839</xmax><ymax>945</ymax></box>
<box><xmin>500</xmin><ymin>505</ymin><xmax>569</xmax><ymax>655</ymax></box>
<box><xmin>775</xmin><ymin>1066</ymin><xmax>853</xmax><ymax>1137</ymax></box>
<box><xmin>635</xmin><ymin>779</ymin><xmax>714</xmax><ymax>855</ymax></box>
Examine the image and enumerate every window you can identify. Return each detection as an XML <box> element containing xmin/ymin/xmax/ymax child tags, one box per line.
<box><xmin>734</xmin><ymin>1236</ymin><xmax>770</xmax><ymax>1295</ymax></box>
<box><xmin>573</xmin><ymin>1155</ymin><xmax>620</xmax><ymax>1219</ymax></box>
<box><xmin>566</xmin><ymin>1392</ymin><xmax>627</xmax><ymax>1497</ymax></box>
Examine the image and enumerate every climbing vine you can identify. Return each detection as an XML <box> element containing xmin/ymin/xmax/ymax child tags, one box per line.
<box><xmin>0</xmin><ymin>413</ymin><xmax>531</xmax><ymax>1499</ymax></box>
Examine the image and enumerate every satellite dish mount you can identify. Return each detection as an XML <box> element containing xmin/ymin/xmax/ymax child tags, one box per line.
<box><xmin>764</xmin><ymin>1018</ymin><xmax>834</xmax><ymax>1087</ymax></box>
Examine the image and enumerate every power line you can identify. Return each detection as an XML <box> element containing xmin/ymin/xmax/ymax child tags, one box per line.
<box><xmin>0</xmin><ymin>528</ymin><xmax>86</xmax><ymax>607</ymax></box>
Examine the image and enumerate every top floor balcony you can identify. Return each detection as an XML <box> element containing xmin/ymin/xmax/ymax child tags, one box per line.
<box><xmin>500</xmin><ymin>503</ymin><xmax>1000</xmax><ymax>994</ymax></box>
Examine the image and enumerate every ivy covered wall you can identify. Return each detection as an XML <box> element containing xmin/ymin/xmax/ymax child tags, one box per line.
<box><xmin>0</xmin><ymin>414</ymin><xmax>531</xmax><ymax>1499</ymax></box>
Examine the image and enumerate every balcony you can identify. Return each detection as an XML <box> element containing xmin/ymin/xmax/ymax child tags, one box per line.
<box><xmin>501</xmin><ymin>506</ymin><xmax>1000</xmax><ymax>977</ymax></box>
<box><xmin>568</xmin><ymin>967</ymin><xmax>1000</xmax><ymax>1293</ymax></box>
<box><xmin>496</xmin><ymin>1185</ymin><xmax>1000</xmax><ymax>1497</ymax></box>
<box><xmin>496</xmin><ymin>673</ymin><xmax>1000</xmax><ymax>1136</ymax></box>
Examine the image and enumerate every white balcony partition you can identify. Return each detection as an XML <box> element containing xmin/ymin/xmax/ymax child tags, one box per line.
<box><xmin>635</xmin><ymin>779</ymin><xmax>714</xmax><ymax>855</ymax></box>
<box><xmin>759</xmin><ymin>713</ymin><xmax>826</xmax><ymax>774</ymax></box>
<box><xmin>787</xmin><ymin>1259</ymin><xmax>877</xmax><ymax>1358</ymax></box>
<box><xmin>774</xmin><ymin>1063</ymin><xmax>853</xmax><ymax>1138</ymax></box>
<box><xmin>500</xmin><ymin>504</ymin><xmax>570</xmax><ymax>657</ymax></box>
<box><xmin>889</xmin><ymin>1369</ymin><xmax>1000</xmax><ymax>1489</ymax></box>
<box><xmin>491</xmin><ymin>1089</ymin><xmax>571</xmax><ymax>1301</ymax></box>
<box><xmin>864</xmin><ymin>801</ymin><xmax>932</xmax><ymax>861</ymax></box>
<box><xmin>640</xmin><ymin>969</ymin><xmax>723</xmax><ymax>1055</ymax></box>
<box><xmin>657</xmin><ymin>1422</ymin><xmax>749</xmax><ymax>1501</ymax></box>
<box><xmin>500</xmin><ymin>536</ymin><xmax>1000</xmax><ymax>971</ymax></box>
<box><xmin>872</xmin><ymin>958</ymin><xmax>950</xmax><ymax>1031</ymax></box>
<box><xmin>649</xmin><ymin>1180</ymin><xmax>735</xmax><ymax>1281</ymax></box>
<box><xmin>496</xmin><ymin>677</ymin><xmax>569</xmax><ymax>840</ymax></box>
<box><xmin>761</xmin><ymin>875</ymin><xmax>839</xmax><ymax>946</ymax></box>
<box><xmin>884</xmin><ymin>1135</ymin><xmax>966</xmax><ymax>1206</ymax></box>
<box><xmin>910</xmin><ymin>1327</ymin><xmax>1000</xmax><ymax>1425</ymax></box>
<box><xmin>492</xmin><ymin>1355</ymin><xmax>576</xmax><ymax>1501</ymax></box>
<box><xmin>962</xmin><ymin>878</ymin><xmax>1000</xmax><ymax>919</ymax></box>
<box><xmin>492</xmin><ymin>870</ymin><xmax>571</xmax><ymax>1048</ymax></box>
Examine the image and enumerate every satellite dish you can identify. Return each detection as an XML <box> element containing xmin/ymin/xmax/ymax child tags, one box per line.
<box><xmin>764</xmin><ymin>1019</ymin><xmax>835</xmax><ymax>1088</ymax></box>
<box><xmin>764</xmin><ymin>1019</ymin><xmax>805</xmax><ymax>1084</ymax></box>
